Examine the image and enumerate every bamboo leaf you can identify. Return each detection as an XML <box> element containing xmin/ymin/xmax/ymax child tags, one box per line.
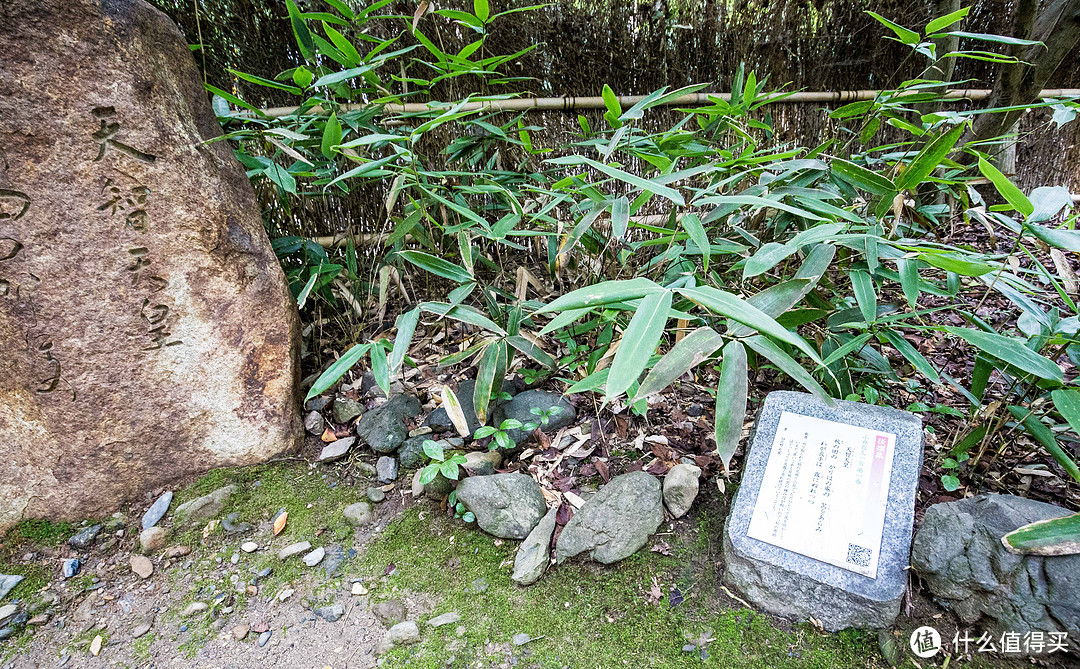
<box><xmin>866</xmin><ymin>11</ymin><xmax>920</xmax><ymax>45</ymax></box>
<box><xmin>679</xmin><ymin>286</ymin><xmax>823</xmax><ymax>364</ymax></box>
<box><xmin>1025</xmin><ymin>223</ymin><xmax>1080</xmax><ymax>253</ymax></box>
<box><xmin>421</xmin><ymin>302</ymin><xmax>507</xmax><ymax>336</ymax></box>
<box><xmin>473</xmin><ymin>341</ymin><xmax>506</xmax><ymax>424</ymax></box>
<box><xmin>506</xmin><ymin>334</ymin><xmax>556</xmax><ymax>368</ymax></box>
<box><xmin>728</xmin><ymin>279</ymin><xmax>813</xmax><ymax>337</ymax></box>
<box><xmin>371</xmin><ymin>341</ymin><xmax>390</xmax><ymax>396</ymax></box>
<box><xmin>442</xmin><ymin>385</ymin><xmax>471</xmax><ymax>438</ymax></box>
<box><xmin>714</xmin><ymin>340</ymin><xmax>748</xmax><ymax>473</ymax></box>
<box><xmin>850</xmin><ymin>270</ymin><xmax>877</xmax><ymax>324</ymax></box>
<box><xmin>898</xmin><ymin>257</ymin><xmax>920</xmax><ymax>307</ymax></box>
<box><xmin>744</xmin><ymin>335</ymin><xmax>834</xmax><ymax>404</ymax></box>
<box><xmin>896</xmin><ymin>123</ymin><xmax>966</xmax><ymax>192</ymax></box>
<box><xmin>286</xmin><ymin>0</ymin><xmax>315</xmax><ymax>60</ymax></box>
<box><xmin>305</xmin><ymin>343</ymin><xmax>370</xmax><ymax>401</ymax></box>
<box><xmin>606</xmin><ymin>290</ymin><xmax>673</xmax><ymax>401</ymax></box>
<box><xmin>321</xmin><ymin>112</ymin><xmax>342</xmax><ymax>159</ymax></box>
<box><xmin>925</xmin><ymin>6</ymin><xmax>970</xmax><ymax>34</ymax></box>
<box><xmin>918</xmin><ymin>252</ymin><xmax>995</xmax><ymax>276</ymax></box>
<box><xmin>389</xmin><ymin>306</ymin><xmax>420</xmax><ymax>377</ymax></box>
<box><xmin>978</xmin><ymin>157</ymin><xmax>1033</xmax><ymax>217</ymax></box>
<box><xmin>681</xmin><ymin>214</ymin><xmax>711</xmax><ymax>273</ymax></box>
<box><xmin>945</xmin><ymin>327</ymin><xmax>1063</xmax><ymax>382</ymax></box>
<box><xmin>1001</xmin><ymin>513</ymin><xmax>1080</xmax><ymax>556</ymax></box>
<box><xmin>611</xmin><ymin>195</ymin><xmax>630</xmax><ymax>241</ymax></box>
<box><xmin>831</xmin><ymin>158</ymin><xmax>896</xmax><ymax>196</ymax></box>
<box><xmin>881</xmin><ymin>330</ymin><xmax>940</xmax><ymax>384</ymax></box>
<box><xmin>637</xmin><ymin>327</ymin><xmax>724</xmax><ymax>400</ymax></box>
<box><xmin>547</xmin><ymin>156</ymin><xmax>685</xmax><ymax>204</ymax></box>
<box><xmin>1052</xmin><ymin>389</ymin><xmax>1080</xmax><ymax>439</ymax></box>
<box><xmin>1007</xmin><ymin>405</ymin><xmax>1080</xmax><ymax>484</ymax></box>
<box><xmin>397</xmin><ymin>250</ymin><xmax>473</xmax><ymax>283</ymax></box>
<box><xmin>743</xmin><ymin>242</ymin><xmax>799</xmax><ymax>279</ymax></box>
<box><xmin>535</xmin><ymin>278</ymin><xmax>662</xmax><ymax>314</ymax></box>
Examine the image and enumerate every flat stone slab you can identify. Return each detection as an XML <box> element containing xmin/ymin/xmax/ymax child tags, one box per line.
<box><xmin>723</xmin><ymin>391</ymin><xmax>923</xmax><ymax>631</ymax></box>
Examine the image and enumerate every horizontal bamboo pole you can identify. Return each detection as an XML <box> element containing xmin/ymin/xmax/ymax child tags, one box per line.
<box><xmin>260</xmin><ymin>88</ymin><xmax>1080</xmax><ymax>118</ymax></box>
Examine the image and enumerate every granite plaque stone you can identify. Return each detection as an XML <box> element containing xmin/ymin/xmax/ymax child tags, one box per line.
<box><xmin>723</xmin><ymin>391</ymin><xmax>923</xmax><ymax>631</ymax></box>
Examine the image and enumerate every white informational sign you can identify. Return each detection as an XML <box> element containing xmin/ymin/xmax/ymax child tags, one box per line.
<box><xmin>747</xmin><ymin>411</ymin><xmax>896</xmax><ymax>578</ymax></box>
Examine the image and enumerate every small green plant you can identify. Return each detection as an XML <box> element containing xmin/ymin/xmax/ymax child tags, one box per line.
<box><xmin>530</xmin><ymin>405</ymin><xmax>563</xmax><ymax>426</ymax></box>
<box><xmin>446</xmin><ymin>491</ymin><xmax>476</xmax><ymax>524</ymax></box>
<box><xmin>418</xmin><ymin>440</ymin><xmax>467</xmax><ymax>484</ymax></box>
<box><xmin>474</xmin><ymin>419</ymin><xmax>531</xmax><ymax>450</ymax></box>
<box><xmin>939</xmin><ymin>453</ymin><xmax>968</xmax><ymax>492</ymax></box>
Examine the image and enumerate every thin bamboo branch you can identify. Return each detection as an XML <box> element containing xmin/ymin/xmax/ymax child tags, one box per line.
<box><xmin>258</xmin><ymin>88</ymin><xmax>1080</xmax><ymax>118</ymax></box>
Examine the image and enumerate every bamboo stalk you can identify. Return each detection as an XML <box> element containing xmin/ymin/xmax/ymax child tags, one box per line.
<box><xmin>258</xmin><ymin>88</ymin><xmax>1080</xmax><ymax>118</ymax></box>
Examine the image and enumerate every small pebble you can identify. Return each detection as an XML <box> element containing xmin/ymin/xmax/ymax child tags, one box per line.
<box><xmin>258</xmin><ymin>630</ymin><xmax>272</xmax><ymax>647</ymax></box>
<box><xmin>241</xmin><ymin>541</ymin><xmax>258</xmax><ymax>553</ymax></box>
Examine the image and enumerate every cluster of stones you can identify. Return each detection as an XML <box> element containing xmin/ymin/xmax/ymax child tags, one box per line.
<box><xmin>306</xmin><ymin>376</ymin><xmax>576</xmax><ymax>497</ymax></box>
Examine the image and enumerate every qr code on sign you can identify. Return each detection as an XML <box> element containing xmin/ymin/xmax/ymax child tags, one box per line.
<box><xmin>846</xmin><ymin>543</ymin><xmax>872</xmax><ymax>568</ymax></box>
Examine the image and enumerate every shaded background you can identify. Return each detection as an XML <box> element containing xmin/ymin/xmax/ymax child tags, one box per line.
<box><xmin>150</xmin><ymin>0</ymin><xmax>1080</xmax><ymax>239</ymax></box>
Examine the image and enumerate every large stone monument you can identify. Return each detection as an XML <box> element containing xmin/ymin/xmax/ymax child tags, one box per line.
<box><xmin>0</xmin><ymin>0</ymin><xmax>302</xmax><ymax>530</ymax></box>
<box><xmin>723</xmin><ymin>391</ymin><xmax>923</xmax><ymax>630</ymax></box>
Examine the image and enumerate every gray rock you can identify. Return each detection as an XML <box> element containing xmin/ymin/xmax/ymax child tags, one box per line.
<box><xmin>318</xmin><ymin>437</ymin><xmax>355</xmax><ymax>463</ymax></box>
<box><xmin>424</xmin><ymin>472</ymin><xmax>454</xmax><ymax>500</ymax></box>
<box><xmin>512</xmin><ymin>632</ymin><xmax>531</xmax><ymax>646</ymax></box>
<box><xmin>333</xmin><ymin>397</ymin><xmax>363</xmax><ymax>424</ymax></box>
<box><xmin>427</xmin><ymin>612</ymin><xmax>460</xmax><ymax>628</ymax></box>
<box><xmin>343</xmin><ymin>502</ymin><xmax>373</xmax><ymax>526</ymax></box>
<box><xmin>132</xmin><ymin>622</ymin><xmax>152</xmax><ymax>639</ymax></box>
<box><xmin>411</xmin><ymin>469</ymin><xmax>425</xmax><ymax>499</ymax></box>
<box><xmin>662</xmin><ymin>463</ymin><xmax>701</xmax><ymax>518</ymax></box>
<box><xmin>372</xmin><ymin>599</ymin><xmax>406</xmax><ymax>627</ymax></box>
<box><xmin>141</xmin><ymin>492</ymin><xmax>173</xmax><ymax>530</ymax></box>
<box><xmin>367</xmin><ymin>487</ymin><xmax>385</xmax><ymax>503</ymax></box>
<box><xmin>456</xmin><ymin>473</ymin><xmax>547</xmax><ymax>539</ymax></box>
<box><xmin>397</xmin><ymin>436</ymin><xmax>431</xmax><ymax>469</ymax></box>
<box><xmin>356</xmin><ymin>395</ymin><xmax>422</xmax><ymax>453</ymax></box>
<box><xmin>174</xmin><ymin>485</ymin><xmax>236</xmax><ymax>524</ymax></box>
<box><xmin>221</xmin><ymin>512</ymin><xmax>254</xmax><ymax>535</ymax></box>
<box><xmin>381</xmin><ymin>620</ymin><xmax>420</xmax><ymax>652</ymax></box>
<box><xmin>322</xmin><ymin>546</ymin><xmax>347</xmax><ymax>576</ymax></box>
<box><xmin>0</xmin><ymin>575</ymin><xmax>24</xmax><ymax>602</ymax></box>
<box><xmin>492</xmin><ymin>390</ymin><xmax>575</xmax><ymax>444</ymax></box>
<box><xmin>303</xmin><ymin>547</ymin><xmax>325</xmax><ymax>567</ymax></box>
<box><xmin>277</xmin><ymin>541</ymin><xmax>311</xmax><ymax>560</ymax></box>
<box><xmin>468</xmin><ymin>577</ymin><xmax>489</xmax><ymax>594</ymax></box>
<box><xmin>0</xmin><ymin>604</ymin><xmax>16</xmax><ymax>626</ymax></box>
<box><xmin>304</xmin><ymin>410</ymin><xmax>325</xmax><ymax>435</ymax></box>
<box><xmin>911</xmin><ymin>494</ymin><xmax>1079</xmax><ymax>653</ymax></box>
<box><xmin>306</xmin><ymin>396</ymin><xmax>331</xmax><ymax>412</ymax></box>
<box><xmin>722</xmin><ymin>391</ymin><xmax>924</xmax><ymax>632</ymax></box>
<box><xmin>62</xmin><ymin>558</ymin><xmax>80</xmax><ymax>579</ymax></box>
<box><xmin>138</xmin><ymin>526</ymin><xmax>167</xmax><ymax>554</ymax></box>
<box><xmin>68</xmin><ymin>524</ymin><xmax>102</xmax><ymax>550</ymax></box>
<box><xmin>182</xmin><ymin>602</ymin><xmax>208</xmax><ymax>617</ymax></box>
<box><xmin>463</xmin><ymin>450</ymin><xmax>502</xmax><ymax>476</ymax></box>
<box><xmin>512</xmin><ymin>507</ymin><xmax>557</xmax><ymax>586</ymax></box>
<box><xmin>258</xmin><ymin>630</ymin><xmax>272</xmax><ymax>647</ymax></box>
<box><xmin>314</xmin><ymin>603</ymin><xmax>345</xmax><ymax>622</ymax></box>
<box><xmin>376</xmin><ymin>456</ymin><xmax>399</xmax><ymax>483</ymax></box>
<box><xmin>556</xmin><ymin>471</ymin><xmax>662</xmax><ymax>565</ymax></box>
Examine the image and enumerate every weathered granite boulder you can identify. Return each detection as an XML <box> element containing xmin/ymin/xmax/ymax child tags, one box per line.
<box><xmin>555</xmin><ymin>471</ymin><xmax>663</xmax><ymax>564</ymax></box>
<box><xmin>455</xmin><ymin>473</ymin><xmax>547</xmax><ymax>539</ymax></box>
<box><xmin>911</xmin><ymin>494</ymin><xmax>1079</xmax><ymax>653</ymax></box>
<box><xmin>0</xmin><ymin>0</ymin><xmax>301</xmax><ymax>530</ymax></box>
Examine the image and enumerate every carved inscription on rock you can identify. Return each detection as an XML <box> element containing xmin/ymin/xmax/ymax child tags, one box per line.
<box><xmin>0</xmin><ymin>0</ymin><xmax>301</xmax><ymax>531</ymax></box>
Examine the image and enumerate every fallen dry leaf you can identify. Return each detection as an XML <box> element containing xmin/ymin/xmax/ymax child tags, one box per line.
<box><xmin>273</xmin><ymin>511</ymin><xmax>288</xmax><ymax>536</ymax></box>
<box><xmin>321</xmin><ymin>428</ymin><xmax>337</xmax><ymax>442</ymax></box>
